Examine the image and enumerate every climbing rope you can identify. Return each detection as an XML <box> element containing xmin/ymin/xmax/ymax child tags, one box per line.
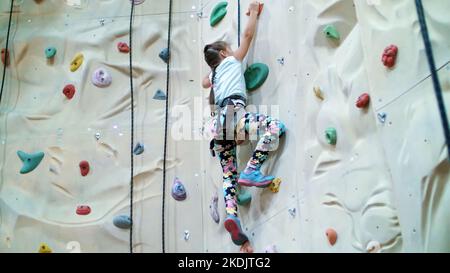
<box><xmin>128</xmin><ymin>1</ymin><xmax>136</xmax><ymax>253</ymax></box>
<box><xmin>0</xmin><ymin>0</ymin><xmax>14</xmax><ymax>106</ymax></box>
<box><xmin>237</xmin><ymin>0</ymin><xmax>241</xmax><ymax>47</ymax></box>
<box><xmin>162</xmin><ymin>0</ymin><xmax>173</xmax><ymax>253</ymax></box>
<box><xmin>415</xmin><ymin>0</ymin><xmax>450</xmax><ymax>160</ymax></box>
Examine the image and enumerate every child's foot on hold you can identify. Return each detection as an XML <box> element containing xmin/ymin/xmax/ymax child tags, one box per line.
<box><xmin>240</xmin><ymin>240</ymin><xmax>254</xmax><ymax>253</ymax></box>
<box><xmin>224</xmin><ymin>215</ymin><xmax>249</xmax><ymax>246</ymax></box>
<box><xmin>238</xmin><ymin>169</ymin><xmax>274</xmax><ymax>188</ymax></box>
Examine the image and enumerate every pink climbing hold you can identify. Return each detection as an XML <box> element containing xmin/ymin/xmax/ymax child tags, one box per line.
<box><xmin>326</xmin><ymin>228</ymin><xmax>337</xmax><ymax>246</ymax></box>
<box><xmin>1</xmin><ymin>48</ymin><xmax>10</xmax><ymax>66</ymax></box>
<box><xmin>382</xmin><ymin>45</ymin><xmax>398</xmax><ymax>68</ymax></box>
<box><xmin>356</xmin><ymin>93</ymin><xmax>370</xmax><ymax>108</ymax></box>
<box><xmin>76</xmin><ymin>205</ymin><xmax>91</xmax><ymax>215</ymax></box>
<box><xmin>63</xmin><ymin>84</ymin><xmax>76</xmax><ymax>100</ymax></box>
<box><xmin>79</xmin><ymin>161</ymin><xmax>90</xmax><ymax>176</ymax></box>
<box><xmin>117</xmin><ymin>42</ymin><xmax>130</xmax><ymax>53</ymax></box>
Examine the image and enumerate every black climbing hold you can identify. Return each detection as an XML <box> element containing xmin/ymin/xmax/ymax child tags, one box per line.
<box><xmin>159</xmin><ymin>48</ymin><xmax>170</xmax><ymax>63</ymax></box>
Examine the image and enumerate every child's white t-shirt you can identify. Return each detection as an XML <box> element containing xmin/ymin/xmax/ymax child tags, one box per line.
<box><xmin>209</xmin><ymin>56</ymin><xmax>247</xmax><ymax>106</ymax></box>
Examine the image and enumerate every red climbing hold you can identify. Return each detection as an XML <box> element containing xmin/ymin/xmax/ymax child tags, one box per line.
<box><xmin>76</xmin><ymin>205</ymin><xmax>91</xmax><ymax>215</ymax></box>
<box><xmin>382</xmin><ymin>45</ymin><xmax>398</xmax><ymax>68</ymax></box>
<box><xmin>79</xmin><ymin>161</ymin><xmax>90</xmax><ymax>176</ymax></box>
<box><xmin>246</xmin><ymin>3</ymin><xmax>264</xmax><ymax>16</ymax></box>
<box><xmin>1</xmin><ymin>48</ymin><xmax>10</xmax><ymax>66</ymax></box>
<box><xmin>63</xmin><ymin>84</ymin><xmax>76</xmax><ymax>100</ymax></box>
<box><xmin>117</xmin><ymin>42</ymin><xmax>130</xmax><ymax>53</ymax></box>
<box><xmin>356</xmin><ymin>93</ymin><xmax>370</xmax><ymax>108</ymax></box>
<box><xmin>326</xmin><ymin>228</ymin><xmax>337</xmax><ymax>246</ymax></box>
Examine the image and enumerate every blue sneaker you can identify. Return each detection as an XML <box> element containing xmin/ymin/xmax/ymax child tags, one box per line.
<box><xmin>238</xmin><ymin>170</ymin><xmax>275</xmax><ymax>188</ymax></box>
<box><xmin>224</xmin><ymin>215</ymin><xmax>249</xmax><ymax>246</ymax></box>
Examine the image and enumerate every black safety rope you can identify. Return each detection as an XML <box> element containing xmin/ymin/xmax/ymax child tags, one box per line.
<box><xmin>162</xmin><ymin>0</ymin><xmax>173</xmax><ymax>253</ymax></box>
<box><xmin>0</xmin><ymin>0</ymin><xmax>14</xmax><ymax>106</ymax></box>
<box><xmin>415</xmin><ymin>0</ymin><xmax>450</xmax><ymax>160</ymax></box>
<box><xmin>238</xmin><ymin>0</ymin><xmax>241</xmax><ymax>47</ymax></box>
<box><xmin>128</xmin><ymin>0</ymin><xmax>136</xmax><ymax>253</ymax></box>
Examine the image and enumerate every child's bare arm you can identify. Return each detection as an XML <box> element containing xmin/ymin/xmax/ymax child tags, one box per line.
<box><xmin>202</xmin><ymin>73</ymin><xmax>212</xmax><ymax>88</ymax></box>
<box><xmin>233</xmin><ymin>1</ymin><xmax>260</xmax><ymax>61</ymax></box>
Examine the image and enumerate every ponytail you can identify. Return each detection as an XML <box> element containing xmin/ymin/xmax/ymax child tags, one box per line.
<box><xmin>204</xmin><ymin>41</ymin><xmax>229</xmax><ymax>107</ymax></box>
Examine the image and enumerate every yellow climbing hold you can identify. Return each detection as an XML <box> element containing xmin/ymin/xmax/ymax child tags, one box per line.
<box><xmin>38</xmin><ymin>243</ymin><xmax>52</xmax><ymax>253</ymax></box>
<box><xmin>70</xmin><ymin>53</ymin><xmax>84</xmax><ymax>72</ymax></box>
<box><xmin>269</xmin><ymin>178</ymin><xmax>282</xmax><ymax>193</ymax></box>
<box><xmin>313</xmin><ymin>86</ymin><xmax>324</xmax><ymax>101</ymax></box>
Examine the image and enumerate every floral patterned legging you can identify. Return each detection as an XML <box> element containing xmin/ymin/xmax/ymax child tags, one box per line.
<box><xmin>213</xmin><ymin>112</ymin><xmax>286</xmax><ymax>216</ymax></box>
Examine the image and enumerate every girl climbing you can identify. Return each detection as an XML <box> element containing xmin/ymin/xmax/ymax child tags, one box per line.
<box><xmin>202</xmin><ymin>1</ymin><xmax>286</xmax><ymax>253</ymax></box>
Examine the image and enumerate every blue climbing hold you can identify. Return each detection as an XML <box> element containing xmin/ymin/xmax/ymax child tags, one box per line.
<box><xmin>45</xmin><ymin>47</ymin><xmax>57</xmax><ymax>59</ymax></box>
<box><xmin>153</xmin><ymin>89</ymin><xmax>167</xmax><ymax>100</ymax></box>
<box><xmin>17</xmin><ymin>150</ymin><xmax>44</xmax><ymax>174</ymax></box>
<box><xmin>133</xmin><ymin>142</ymin><xmax>144</xmax><ymax>155</ymax></box>
<box><xmin>171</xmin><ymin>177</ymin><xmax>187</xmax><ymax>201</ymax></box>
<box><xmin>159</xmin><ymin>48</ymin><xmax>170</xmax><ymax>64</ymax></box>
<box><xmin>113</xmin><ymin>215</ymin><xmax>132</xmax><ymax>229</ymax></box>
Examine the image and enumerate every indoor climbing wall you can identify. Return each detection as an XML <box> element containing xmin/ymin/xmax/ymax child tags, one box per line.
<box><xmin>199</xmin><ymin>0</ymin><xmax>450</xmax><ymax>253</ymax></box>
<box><xmin>0</xmin><ymin>0</ymin><xmax>449</xmax><ymax>253</ymax></box>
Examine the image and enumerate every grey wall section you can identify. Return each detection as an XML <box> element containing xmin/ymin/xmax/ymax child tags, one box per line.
<box><xmin>0</xmin><ymin>0</ymin><xmax>449</xmax><ymax>253</ymax></box>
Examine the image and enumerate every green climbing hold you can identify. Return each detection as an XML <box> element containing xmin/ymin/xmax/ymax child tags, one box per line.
<box><xmin>17</xmin><ymin>150</ymin><xmax>45</xmax><ymax>174</ymax></box>
<box><xmin>244</xmin><ymin>63</ymin><xmax>269</xmax><ymax>91</ymax></box>
<box><xmin>210</xmin><ymin>1</ymin><xmax>228</xmax><ymax>27</ymax></box>
<box><xmin>325</xmin><ymin>128</ymin><xmax>337</xmax><ymax>145</ymax></box>
<box><xmin>45</xmin><ymin>47</ymin><xmax>57</xmax><ymax>59</ymax></box>
<box><xmin>323</xmin><ymin>24</ymin><xmax>340</xmax><ymax>40</ymax></box>
<box><xmin>237</xmin><ymin>190</ymin><xmax>251</xmax><ymax>205</ymax></box>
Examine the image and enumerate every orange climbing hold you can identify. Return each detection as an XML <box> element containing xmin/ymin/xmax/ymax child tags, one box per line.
<box><xmin>246</xmin><ymin>3</ymin><xmax>264</xmax><ymax>16</ymax></box>
<box><xmin>326</xmin><ymin>228</ymin><xmax>337</xmax><ymax>246</ymax></box>
<box><xmin>382</xmin><ymin>45</ymin><xmax>398</xmax><ymax>68</ymax></box>
<box><xmin>1</xmin><ymin>48</ymin><xmax>10</xmax><ymax>66</ymax></box>
<box><xmin>76</xmin><ymin>205</ymin><xmax>91</xmax><ymax>215</ymax></box>
<box><xmin>356</xmin><ymin>93</ymin><xmax>370</xmax><ymax>109</ymax></box>
<box><xmin>117</xmin><ymin>42</ymin><xmax>130</xmax><ymax>53</ymax></box>
<box><xmin>269</xmin><ymin>178</ymin><xmax>282</xmax><ymax>193</ymax></box>
<box><xmin>79</xmin><ymin>161</ymin><xmax>90</xmax><ymax>176</ymax></box>
<box><xmin>63</xmin><ymin>84</ymin><xmax>76</xmax><ymax>100</ymax></box>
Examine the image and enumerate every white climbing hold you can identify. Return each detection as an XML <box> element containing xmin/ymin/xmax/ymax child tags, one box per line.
<box><xmin>92</xmin><ymin>67</ymin><xmax>112</xmax><ymax>87</ymax></box>
<box><xmin>377</xmin><ymin>112</ymin><xmax>387</xmax><ymax>123</ymax></box>
<box><xmin>264</xmin><ymin>244</ymin><xmax>278</xmax><ymax>253</ymax></box>
<box><xmin>288</xmin><ymin>208</ymin><xmax>296</xmax><ymax>217</ymax></box>
<box><xmin>184</xmin><ymin>230</ymin><xmax>190</xmax><ymax>241</ymax></box>
<box><xmin>277</xmin><ymin>57</ymin><xmax>285</xmax><ymax>65</ymax></box>
<box><xmin>95</xmin><ymin>132</ymin><xmax>101</xmax><ymax>140</ymax></box>
<box><xmin>366</xmin><ymin>241</ymin><xmax>381</xmax><ymax>253</ymax></box>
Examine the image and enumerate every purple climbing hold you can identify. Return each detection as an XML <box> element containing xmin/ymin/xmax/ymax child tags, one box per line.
<box><xmin>130</xmin><ymin>0</ymin><xmax>145</xmax><ymax>5</ymax></box>
<box><xmin>171</xmin><ymin>177</ymin><xmax>187</xmax><ymax>201</ymax></box>
<box><xmin>209</xmin><ymin>192</ymin><xmax>220</xmax><ymax>223</ymax></box>
<box><xmin>91</xmin><ymin>67</ymin><xmax>112</xmax><ymax>87</ymax></box>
